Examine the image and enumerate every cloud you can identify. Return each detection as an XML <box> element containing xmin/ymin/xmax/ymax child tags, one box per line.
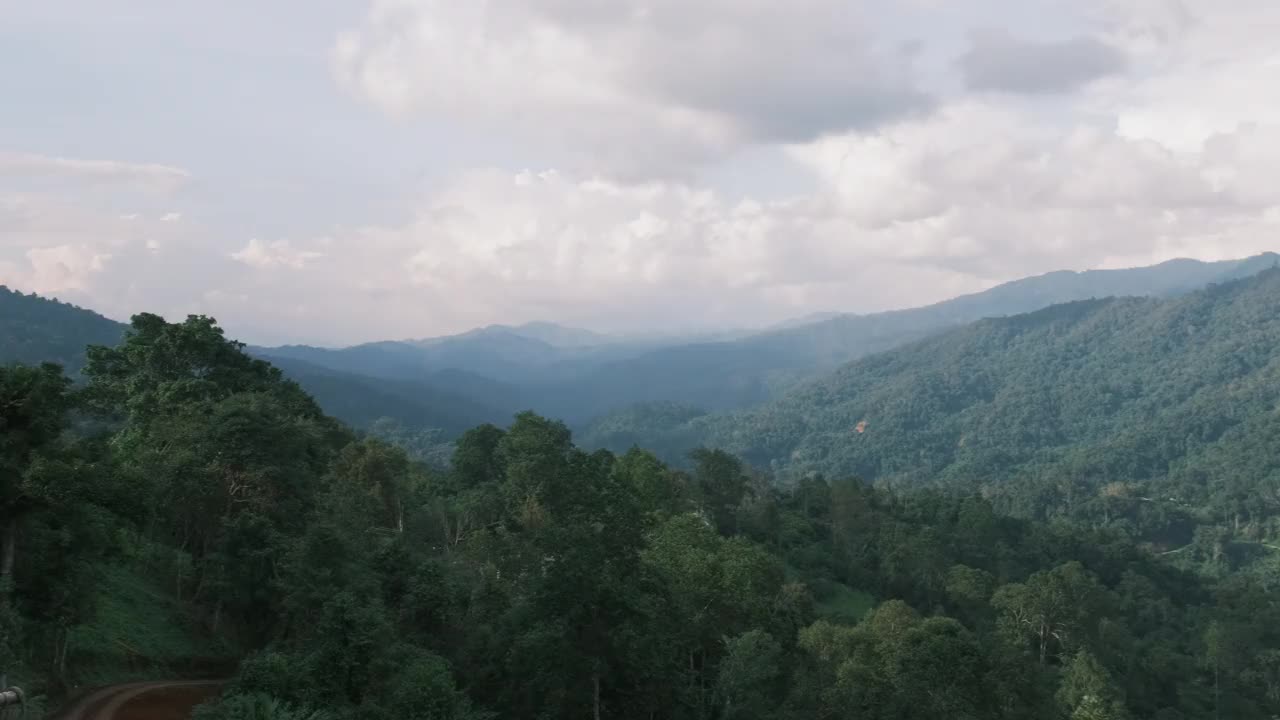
<box><xmin>333</xmin><ymin>0</ymin><xmax>933</xmax><ymax>176</ymax></box>
<box><xmin>7</xmin><ymin>0</ymin><xmax>1280</xmax><ymax>347</ymax></box>
<box><xmin>264</xmin><ymin>100</ymin><xmax>1275</xmax><ymax>342</ymax></box>
<box><xmin>0</xmin><ymin>151</ymin><xmax>190</xmax><ymax>193</ymax></box>
<box><xmin>1102</xmin><ymin>0</ymin><xmax>1280</xmax><ymax>152</ymax></box>
<box><xmin>959</xmin><ymin>29</ymin><xmax>1126</xmax><ymax>94</ymax></box>
<box><xmin>0</xmin><ymin>190</ymin><xmax>195</xmax><ymax>302</ymax></box>
<box><xmin>329</xmin><ymin>97</ymin><xmax>1278</xmax><ymax>338</ymax></box>
<box><xmin>0</xmin><ymin>239</ymin><xmax>114</xmax><ymax>296</ymax></box>
<box><xmin>800</xmin><ymin>106</ymin><xmax>1280</xmax><ymax>278</ymax></box>
<box><xmin>231</xmin><ymin>238</ymin><xmax>326</xmax><ymax>269</ymax></box>
<box><xmin>22</xmin><ymin>245</ymin><xmax>113</xmax><ymax>293</ymax></box>
<box><xmin>15</xmin><ymin>108</ymin><xmax>1280</xmax><ymax>345</ymax></box>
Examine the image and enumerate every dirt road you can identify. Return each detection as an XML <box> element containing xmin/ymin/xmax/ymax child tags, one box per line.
<box><xmin>55</xmin><ymin>680</ymin><xmax>223</xmax><ymax>720</ymax></box>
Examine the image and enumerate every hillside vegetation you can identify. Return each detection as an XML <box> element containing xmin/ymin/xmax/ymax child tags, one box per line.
<box><xmin>7</xmin><ymin>253</ymin><xmax>1277</xmax><ymax>435</ymax></box>
<box><xmin>3</xmin><ymin>312</ymin><xmax>1279</xmax><ymax>718</ymax></box>
<box><xmin>590</xmin><ymin>269</ymin><xmax>1280</xmax><ymax>575</ymax></box>
<box><xmin>0</xmin><ymin>287</ymin><xmax>126</xmax><ymax>374</ymax></box>
<box><xmin>257</xmin><ymin>253</ymin><xmax>1280</xmax><ymax>424</ymax></box>
<box><xmin>0</xmin><ymin>288</ymin><xmax>512</xmax><ymax>438</ymax></box>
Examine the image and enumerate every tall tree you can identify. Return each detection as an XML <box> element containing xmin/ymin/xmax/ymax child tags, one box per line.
<box><xmin>0</xmin><ymin>363</ymin><xmax>72</xmax><ymax>586</ymax></box>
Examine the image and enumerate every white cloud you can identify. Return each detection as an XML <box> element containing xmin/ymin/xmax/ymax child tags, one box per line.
<box><xmin>21</xmin><ymin>245</ymin><xmax>113</xmax><ymax>293</ymax></box>
<box><xmin>333</xmin><ymin>0</ymin><xmax>934</xmax><ymax>176</ymax></box>
<box><xmin>0</xmin><ymin>151</ymin><xmax>190</xmax><ymax>192</ymax></box>
<box><xmin>1100</xmin><ymin>0</ymin><xmax>1280</xmax><ymax>152</ymax></box>
<box><xmin>0</xmin><ymin>189</ymin><xmax>195</xmax><ymax>307</ymax></box>
<box><xmin>295</xmin><ymin>93</ymin><xmax>1277</xmax><ymax>339</ymax></box>
<box><xmin>791</xmin><ymin>102</ymin><xmax>1278</xmax><ymax>278</ymax></box>
<box><xmin>6</xmin><ymin>0</ymin><xmax>1280</xmax><ymax>347</ymax></box>
<box><xmin>231</xmin><ymin>238</ymin><xmax>326</xmax><ymax>270</ymax></box>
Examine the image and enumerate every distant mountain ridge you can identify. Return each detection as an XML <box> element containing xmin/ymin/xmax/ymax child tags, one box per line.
<box><xmin>0</xmin><ymin>286</ymin><xmax>126</xmax><ymax>374</ymax></box>
<box><xmin>414</xmin><ymin>321</ymin><xmax>618</xmax><ymax>349</ymax></box>
<box><xmin>5</xmin><ymin>252</ymin><xmax>1278</xmax><ymax>435</ymax></box>
<box><xmin>581</xmin><ymin>267</ymin><xmax>1280</xmax><ymax>516</ymax></box>
<box><xmin>0</xmin><ymin>288</ymin><xmax>514</xmax><ymax>434</ymax></box>
<box><xmin>554</xmin><ymin>252</ymin><xmax>1280</xmax><ymax>422</ymax></box>
<box><xmin>253</xmin><ymin>253</ymin><xmax>1280</xmax><ymax>425</ymax></box>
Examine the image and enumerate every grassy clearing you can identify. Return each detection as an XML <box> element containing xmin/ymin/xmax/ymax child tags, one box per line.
<box><xmin>65</xmin><ymin>562</ymin><xmax>236</xmax><ymax>689</ymax></box>
<box><xmin>812</xmin><ymin>580</ymin><xmax>876</xmax><ymax>625</ymax></box>
<box><xmin>782</xmin><ymin>562</ymin><xmax>877</xmax><ymax>626</ymax></box>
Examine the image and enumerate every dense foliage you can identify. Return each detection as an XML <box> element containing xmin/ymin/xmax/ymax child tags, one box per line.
<box><xmin>3</xmin><ymin>311</ymin><xmax>1280</xmax><ymax>718</ymax></box>
<box><xmin>0</xmin><ymin>286</ymin><xmax>125</xmax><ymax>374</ymax></box>
<box><xmin>6</xmin><ymin>253</ymin><xmax>1277</xmax><ymax>434</ymax></box>
<box><xmin>0</xmin><ymin>288</ymin><xmax>508</xmax><ymax>436</ymax></box>
<box><xmin>592</xmin><ymin>269</ymin><xmax>1280</xmax><ymax>576</ymax></box>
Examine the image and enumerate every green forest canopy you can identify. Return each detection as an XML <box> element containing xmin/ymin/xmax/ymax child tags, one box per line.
<box><xmin>584</xmin><ymin>269</ymin><xmax>1280</xmax><ymax>565</ymax></box>
<box><xmin>2</xmin><ymin>310</ymin><xmax>1280</xmax><ymax>718</ymax></box>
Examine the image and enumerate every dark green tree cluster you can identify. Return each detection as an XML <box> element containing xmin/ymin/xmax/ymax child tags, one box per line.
<box><xmin>4</xmin><ymin>311</ymin><xmax>1280</xmax><ymax>718</ymax></box>
<box><xmin>0</xmin><ymin>287</ymin><xmax>126</xmax><ymax>375</ymax></box>
<box><xmin>593</xmin><ymin>269</ymin><xmax>1280</xmax><ymax>580</ymax></box>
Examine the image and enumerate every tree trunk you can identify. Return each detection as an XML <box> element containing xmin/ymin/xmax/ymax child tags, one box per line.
<box><xmin>1214</xmin><ymin>663</ymin><xmax>1221</xmax><ymax>720</ymax></box>
<box><xmin>0</xmin><ymin>518</ymin><xmax>17</xmax><ymax>585</ymax></box>
<box><xmin>593</xmin><ymin>672</ymin><xmax>602</xmax><ymax>720</ymax></box>
<box><xmin>1038</xmin><ymin>623</ymin><xmax>1049</xmax><ymax>666</ymax></box>
<box><xmin>59</xmin><ymin>629</ymin><xmax>70</xmax><ymax>679</ymax></box>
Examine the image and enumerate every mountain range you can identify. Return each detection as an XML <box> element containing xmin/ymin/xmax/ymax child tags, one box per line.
<box><xmin>4</xmin><ymin>252</ymin><xmax>1277</xmax><ymax>440</ymax></box>
<box><xmin>589</xmin><ymin>267</ymin><xmax>1280</xmax><ymax>492</ymax></box>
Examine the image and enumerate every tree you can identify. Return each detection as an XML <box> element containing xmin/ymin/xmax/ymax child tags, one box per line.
<box><xmin>993</xmin><ymin>561</ymin><xmax>1108</xmax><ymax>665</ymax></box>
<box><xmin>0</xmin><ymin>363</ymin><xmax>72</xmax><ymax>586</ymax></box>
<box><xmin>715</xmin><ymin>629</ymin><xmax>782</xmax><ymax>720</ymax></box>
<box><xmin>381</xmin><ymin>651</ymin><xmax>484</xmax><ymax>720</ymax></box>
<box><xmin>643</xmin><ymin>514</ymin><xmax>784</xmax><ymax>717</ymax></box>
<box><xmin>1203</xmin><ymin>620</ymin><xmax>1251</xmax><ymax>720</ymax></box>
<box><xmin>84</xmin><ymin>313</ymin><xmax>317</xmax><ymax>425</ymax></box>
<box><xmin>613</xmin><ymin>447</ymin><xmax>684</xmax><ymax>519</ymax></box>
<box><xmin>945</xmin><ymin>564</ymin><xmax>996</xmax><ymax>620</ymax></box>
<box><xmin>690</xmin><ymin>448</ymin><xmax>751</xmax><ymax>535</ymax></box>
<box><xmin>1057</xmin><ymin>650</ymin><xmax>1130</xmax><ymax>720</ymax></box>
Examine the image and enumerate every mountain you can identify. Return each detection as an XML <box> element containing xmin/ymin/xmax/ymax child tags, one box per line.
<box><xmin>254</xmin><ymin>323</ymin><xmax>664</xmax><ymax>388</ymax></box>
<box><xmin>14</xmin><ymin>302</ymin><xmax>1276</xmax><ymax>720</ymax></box>
<box><xmin>590</xmin><ymin>267</ymin><xmax>1280</xmax><ymax>546</ymax></box>
<box><xmin>0</xmin><ymin>288</ymin><xmax>506</xmax><ymax>436</ymax></box>
<box><xmin>417</xmin><ymin>321</ymin><xmax>617</xmax><ymax>349</ymax></box>
<box><xmin>0</xmin><ymin>286</ymin><xmax>127</xmax><ymax>374</ymax></box>
<box><xmin>258</xmin><ymin>253</ymin><xmax>1280</xmax><ymax>425</ymax></box>
<box><xmin>263</xmin><ymin>355</ymin><xmax>512</xmax><ymax>435</ymax></box>
<box><xmin>555</xmin><ymin>252</ymin><xmax>1280</xmax><ymax>421</ymax></box>
<box><xmin>766</xmin><ymin>310</ymin><xmax>847</xmax><ymax>330</ymax></box>
<box><xmin>9</xmin><ymin>252</ymin><xmax>1279</xmax><ymax>435</ymax></box>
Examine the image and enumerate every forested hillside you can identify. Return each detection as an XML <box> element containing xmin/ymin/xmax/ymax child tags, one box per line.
<box><xmin>557</xmin><ymin>252</ymin><xmax>1280</xmax><ymax>419</ymax></box>
<box><xmin>0</xmin><ymin>287</ymin><xmax>126</xmax><ymax>374</ymax></box>
<box><xmin>256</xmin><ymin>254</ymin><xmax>1280</xmax><ymax>424</ymax></box>
<box><xmin>597</xmin><ymin>269</ymin><xmax>1280</xmax><ymax>574</ymax></box>
<box><xmin>7</xmin><ymin>254</ymin><xmax>1277</xmax><ymax>434</ymax></box>
<box><xmin>4</xmin><ymin>313</ymin><xmax>1280</xmax><ymax>718</ymax></box>
<box><xmin>0</xmin><ymin>288</ymin><xmax>510</xmax><ymax>438</ymax></box>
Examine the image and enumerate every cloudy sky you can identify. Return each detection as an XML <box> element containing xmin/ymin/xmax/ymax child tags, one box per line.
<box><xmin>3</xmin><ymin>0</ymin><xmax>1278</xmax><ymax>345</ymax></box>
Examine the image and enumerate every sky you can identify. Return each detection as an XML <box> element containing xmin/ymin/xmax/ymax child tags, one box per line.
<box><xmin>2</xmin><ymin>0</ymin><xmax>1279</xmax><ymax>346</ymax></box>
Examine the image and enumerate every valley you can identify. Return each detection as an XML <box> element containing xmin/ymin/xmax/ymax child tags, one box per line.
<box><xmin>3</xmin><ymin>253</ymin><xmax>1280</xmax><ymax>719</ymax></box>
